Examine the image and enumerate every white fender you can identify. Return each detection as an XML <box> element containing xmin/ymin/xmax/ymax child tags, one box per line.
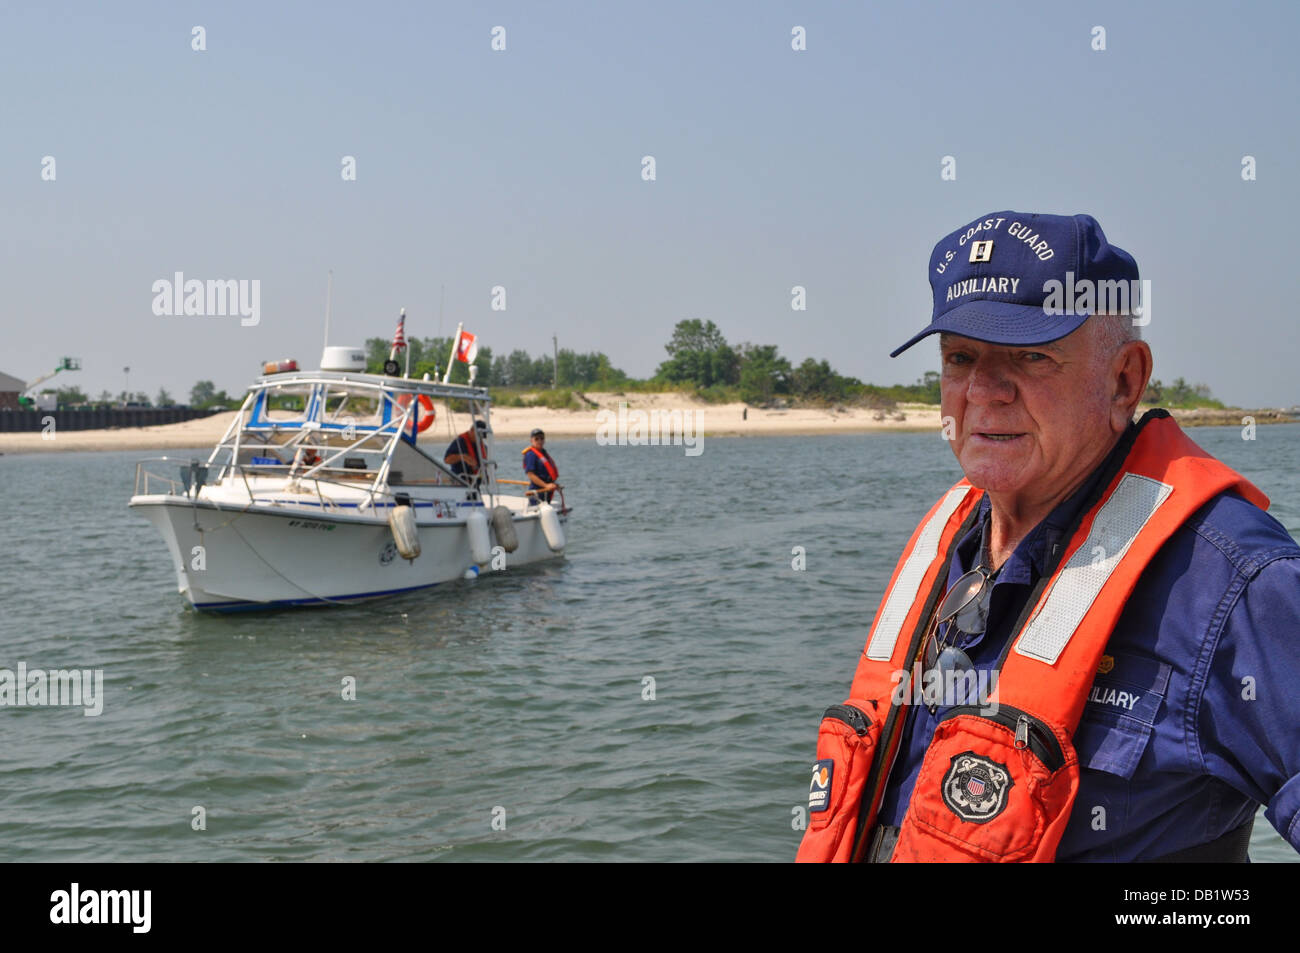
<box><xmin>491</xmin><ymin>505</ymin><xmax>519</xmax><ymax>553</ymax></box>
<box><xmin>538</xmin><ymin>502</ymin><xmax>565</xmax><ymax>552</ymax></box>
<box><xmin>466</xmin><ymin>507</ymin><xmax>491</xmax><ymax>565</ymax></box>
<box><xmin>388</xmin><ymin>504</ymin><xmax>420</xmax><ymax>560</ymax></box>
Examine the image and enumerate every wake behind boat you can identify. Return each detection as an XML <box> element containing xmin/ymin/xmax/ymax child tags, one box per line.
<box><xmin>129</xmin><ymin>331</ymin><xmax>569</xmax><ymax>611</ymax></box>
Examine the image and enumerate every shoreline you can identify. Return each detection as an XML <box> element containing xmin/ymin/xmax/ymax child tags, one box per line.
<box><xmin>0</xmin><ymin>394</ymin><xmax>1292</xmax><ymax>455</ymax></box>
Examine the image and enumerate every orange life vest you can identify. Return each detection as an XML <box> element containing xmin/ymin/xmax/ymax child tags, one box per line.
<box><xmin>446</xmin><ymin>431</ymin><xmax>482</xmax><ymax>471</ymax></box>
<box><xmin>795</xmin><ymin>411</ymin><xmax>1268</xmax><ymax>863</ymax></box>
<box><xmin>522</xmin><ymin>445</ymin><xmax>558</xmax><ymax>482</ymax></box>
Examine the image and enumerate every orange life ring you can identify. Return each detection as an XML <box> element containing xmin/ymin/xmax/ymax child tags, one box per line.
<box><xmin>396</xmin><ymin>393</ymin><xmax>435</xmax><ymax>434</ymax></box>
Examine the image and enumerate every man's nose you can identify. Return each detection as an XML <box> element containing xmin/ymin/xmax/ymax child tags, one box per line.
<box><xmin>966</xmin><ymin>360</ymin><xmax>1015</xmax><ymax>404</ymax></box>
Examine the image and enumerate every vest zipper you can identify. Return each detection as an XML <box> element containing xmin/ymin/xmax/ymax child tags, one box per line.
<box><xmin>939</xmin><ymin>703</ymin><xmax>1064</xmax><ymax>772</ymax></box>
<box><xmin>823</xmin><ymin>704</ymin><xmax>871</xmax><ymax>736</ymax></box>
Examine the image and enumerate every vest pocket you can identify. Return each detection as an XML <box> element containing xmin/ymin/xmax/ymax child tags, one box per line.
<box><xmin>892</xmin><ymin>705</ymin><xmax>1079</xmax><ymax>862</ymax></box>
<box><xmin>795</xmin><ymin>701</ymin><xmax>881</xmax><ymax>862</ymax></box>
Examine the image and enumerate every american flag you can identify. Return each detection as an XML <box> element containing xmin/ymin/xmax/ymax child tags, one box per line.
<box><xmin>392</xmin><ymin>309</ymin><xmax>407</xmax><ymax>351</ymax></box>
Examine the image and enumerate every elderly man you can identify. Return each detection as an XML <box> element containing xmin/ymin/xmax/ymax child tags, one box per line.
<box><xmin>797</xmin><ymin>211</ymin><xmax>1300</xmax><ymax>863</ymax></box>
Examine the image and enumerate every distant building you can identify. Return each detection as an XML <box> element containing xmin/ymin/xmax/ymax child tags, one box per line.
<box><xmin>0</xmin><ymin>371</ymin><xmax>25</xmax><ymax>412</ymax></box>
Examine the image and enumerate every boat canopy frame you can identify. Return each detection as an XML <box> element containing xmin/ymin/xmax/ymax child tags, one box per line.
<box><xmin>196</xmin><ymin>370</ymin><xmax>502</xmax><ymax>508</ymax></box>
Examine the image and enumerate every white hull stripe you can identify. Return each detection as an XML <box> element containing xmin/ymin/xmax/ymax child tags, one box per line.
<box><xmin>1015</xmin><ymin>473</ymin><xmax>1173</xmax><ymax>665</ymax></box>
<box><xmin>866</xmin><ymin>486</ymin><xmax>973</xmax><ymax>661</ymax></box>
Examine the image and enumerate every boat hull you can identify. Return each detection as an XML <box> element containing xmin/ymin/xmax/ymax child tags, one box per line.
<box><xmin>130</xmin><ymin>497</ymin><xmax>565</xmax><ymax>611</ymax></box>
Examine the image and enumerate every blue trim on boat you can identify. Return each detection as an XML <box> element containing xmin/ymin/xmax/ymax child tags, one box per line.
<box><xmin>250</xmin><ymin>499</ymin><xmax>483</xmax><ymax>509</ymax></box>
<box><xmin>242</xmin><ymin>421</ymin><xmax>388</xmax><ymax>432</ymax></box>
<box><xmin>193</xmin><ymin>581</ymin><xmax>441</xmax><ymax>612</ymax></box>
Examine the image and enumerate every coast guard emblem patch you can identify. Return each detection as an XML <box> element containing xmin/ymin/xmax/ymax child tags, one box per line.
<box><xmin>808</xmin><ymin>759</ymin><xmax>833</xmax><ymax>813</ymax></box>
<box><xmin>969</xmin><ymin>240</ymin><xmax>994</xmax><ymax>263</ymax></box>
<box><xmin>941</xmin><ymin>752</ymin><xmax>1013</xmax><ymax>823</ymax></box>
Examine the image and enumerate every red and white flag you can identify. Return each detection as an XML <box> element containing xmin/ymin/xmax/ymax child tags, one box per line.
<box><xmin>455</xmin><ymin>329</ymin><xmax>478</xmax><ymax>364</ymax></box>
<box><xmin>392</xmin><ymin>310</ymin><xmax>407</xmax><ymax>351</ymax></box>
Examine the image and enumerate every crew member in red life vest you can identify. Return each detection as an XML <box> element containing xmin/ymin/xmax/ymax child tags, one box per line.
<box><xmin>796</xmin><ymin>211</ymin><xmax>1300</xmax><ymax>863</ymax></box>
<box><xmin>294</xmin><ymin>445</ymin><xmax>322</xmax><ymax>469</ymax></box>
<box><xmin>444</xmin><ymin>420</ymin><xmax>488</xmax><ymax>482</ymax></box>
<box><xmin>522</xmin><ymin>428</ymin><xmax>560</xmax><ymax>505</ymax></box>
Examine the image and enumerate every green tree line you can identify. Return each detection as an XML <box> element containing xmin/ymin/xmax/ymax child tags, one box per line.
<box><xmin>36</xmin><ymin>386</ymin><xmax>180</xmax><ymax>409</ymax></box>
<box><xmin>653</xmin><ymin>318</ymin><xmax>941</xmax><ymax>407</ymax></box>
<box><xmin>1142</xmin><ymin>377</ymin><xmax>1224</xmax><ymax>410</ymax></box>
<box><xmin>653</xmin><ymin>319</ymin><xmax>1234</xmax><ymax>410</ymax></box>
<box><xmin>362</xmin><ymin>337</ymin><xmax>628</xmax><ymax>389</ymax></box>
<box><xmin>39</xmin><ymin>326</ymin><xmax>1226</xmax><ymax>413</ymax></box>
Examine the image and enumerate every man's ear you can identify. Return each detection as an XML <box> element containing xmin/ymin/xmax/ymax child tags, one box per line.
<box><xmin>1111</xmin><ymin>340</ymin><xmax>1153</xmax><ymax>432</ymax></box>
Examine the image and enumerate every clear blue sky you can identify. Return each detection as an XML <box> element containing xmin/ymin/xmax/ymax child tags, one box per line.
<box><xmin>3</xmin><ymin>1</ymin><xmax>1298</xmax><ymax>405</ymax></box>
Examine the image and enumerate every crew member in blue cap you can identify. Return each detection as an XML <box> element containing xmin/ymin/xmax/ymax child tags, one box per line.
<box><xmin>522</xmin><ymin>428</ymin><xmax>561</xmax><ymax>505</ymax></box>
<box><xmin>797</xmin><ymin>211</ymin><xmax>1300</xmax><ymax>863</ymax></box>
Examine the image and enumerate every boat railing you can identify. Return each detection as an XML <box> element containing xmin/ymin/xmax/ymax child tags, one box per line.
<box><xmin>133</xmin><ymin>457</ymin><xmax>197</xmax><ymax>497</ymax></box>
<box><xmin>133</xmin><ymin>374</ymin><xmax>538</xmax><ymax>510</ymax></box>
<box><xmin>495</xmin><ymin>476</ymin><xmax>569</xmax><ymax>513</ymax></box>
<box><xmin>205</xmin><ymin>398</ymin><xmax>418</xmax><ymax>504</ymax></box>
<box><xmin>247</xmin><ymin>369</ymin><xmax>492</xmax><ymax>402</ymax></box>
<box><xmin>135</xmin><ymin>453</ymin><xmax>560</xmax><ymax>513</ymax></box>
<box><xmin>143</xmin><ymin>398</ymin><xmax>477</xmax><ymax>512</ymax></box>
<box><xmin>135</xmin><ymin>451</ymin><xmax>409</xmax><ymax>512</ymax></box>
<box><xmin>212</xmin><ymin>430</ymin><xmax>400</xmax><ymax>481</ymax></box>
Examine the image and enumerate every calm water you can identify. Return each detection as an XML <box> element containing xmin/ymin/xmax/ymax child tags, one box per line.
<box><xmin>1</xmin><ymin>424</ymin><xmax>1297</xmax><ymax>862</ymax></box>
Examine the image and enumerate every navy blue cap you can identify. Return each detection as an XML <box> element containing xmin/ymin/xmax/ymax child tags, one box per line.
<box><xmin>890</xmin><ymin>211</ymin><xmax>1139</xmax><ymax>357</ymax></box>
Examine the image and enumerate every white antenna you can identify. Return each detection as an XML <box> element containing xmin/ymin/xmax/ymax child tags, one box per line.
<box><xmin>323</xmin><ymin>269</ymin><xmax>333</xmax><ymax>349</ymax></box>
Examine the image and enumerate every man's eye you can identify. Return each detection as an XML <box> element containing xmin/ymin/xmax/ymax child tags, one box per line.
<box><xmin>1021</xmin><ymin>351</ymin><xmax>1048</xmax><ymax>362</ymax></box>
<box><xmin>945</xmin><ymin>352</ymin><xmax>973</xmax><ymax>365</ymax></box>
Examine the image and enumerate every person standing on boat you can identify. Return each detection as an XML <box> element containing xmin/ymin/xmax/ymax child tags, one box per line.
<box><xmin>444</xmin><ymin>420</ymin><xmax>489</xmax><ymax>483</ymax></box>
<box><xmin>522</xmin><ymin>428</ymin><xmax>560</xmax><ymax>505</ymax></box>
<box><xmin>797</xmin><ymin>210</ymin><xmax>1300</xmax><ymax>863</ymax></box>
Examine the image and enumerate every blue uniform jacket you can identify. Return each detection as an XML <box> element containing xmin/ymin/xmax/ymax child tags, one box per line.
<box><xmin>523</xmin><ymin>448</ymin><xmax>557</xmax><ymax>503</ymax></box>
<box><xmin>876</xmin><ymin>431</ymin><xmax>1300</xmax><ymax>860</ymax></box>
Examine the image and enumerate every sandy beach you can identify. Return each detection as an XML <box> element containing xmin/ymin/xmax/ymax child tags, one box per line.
<box><xmin>0</xmin><ymin>392</ymin><xmax>940</xmax><ymax>454</ymax></box>
<box><xmin>1</xmin><ymin>393</ymin><xmax>1290</xmax><ymax>455</ymax></box>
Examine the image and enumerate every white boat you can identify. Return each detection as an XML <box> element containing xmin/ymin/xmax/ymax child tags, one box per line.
<box><xmin>129</xmin><ymin>346</ymin><xmax>569</xmax><ymax>611</ymax></box>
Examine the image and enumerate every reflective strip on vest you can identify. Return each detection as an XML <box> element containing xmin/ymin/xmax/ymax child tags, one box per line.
<box><xmin>866</xmin><ymin>485</ymin><xmax>973</xmax><ymax>661</ymax></box>
<box><xmin>1015</xmin><ymin>473</ymin><xmax>1173</xmax><ymax>666</ymax></box>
